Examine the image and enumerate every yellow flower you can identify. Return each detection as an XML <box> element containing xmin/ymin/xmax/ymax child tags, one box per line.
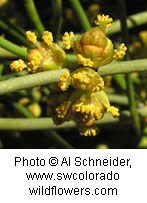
<box><xmin>10</xmin><ymin>59</ymin><xmax>26</xmax><ymax>72</ymax></box>
<box><xmin>10</xmin><ymin>30</ymin><xmax>66</xmax><ymax>73</ymax></box>
<box><xmin>62</xmin><ymin>31</ymin><xmax>74</xmax><ymax>49</ymax></box>
<box><xmin>95</xmin><ymin>14</ymin><xmax>113</xmax><ymax>32</ymax></box>
<box><xmin>54</xmin><ymin>90</ymin><xmax>119</xmax><ymax>136</ymax></box>
<box><xmin>58</xmin><ymin>67</ymin><xmax>104</xmax><ymax>92</ymax></box>
<box><xmin>113</xmin><ymin>43</ymin><xmax>127</xmax><ymax>60</ymax></box>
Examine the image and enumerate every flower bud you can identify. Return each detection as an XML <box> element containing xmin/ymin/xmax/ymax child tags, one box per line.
<box><xmin>74</xmin><ymin>28</ymin><xmax>114</xmax><ymax>68</ymax></box>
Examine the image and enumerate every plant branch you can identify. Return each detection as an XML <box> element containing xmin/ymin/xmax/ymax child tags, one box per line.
<box><xmin>24</xmin><ymin>0</ymin><xmax>45</xmax><ymax>36</ymax></box>
<box><xmin>98</xmin><ymin>59</ymin><xmax>147</xmax><ymax>76</ymax></box>
<box><xmin>0</xmin><ymin>107</ymin><xmax>146</xmax><ymax>130</ymax></box>
<box><xmin>51</xmin><ymin>0</ymin><xmax>63</xmax><ymax>41</ymax></box>
<box><xmin>106</xmin><ymin>11</ymin><xmax>147</xmax><ymax>35</ymax></box>
<box><xmin>0</xmin><ymin>20</ymin><xmax>31</xmax><ymax>46</ymax></box>
<box><xmin>68</xmin><ymin>0</ymin><xmax>91</xmax><ymax>31</ymax></box>
<box><xmin>0</xmin><ymin>37</ymin><xmax>28</xmax><ymax>59</ymax></box>
<box><xmin>0</xmin><ymin>69</ymin><xmax>67</xmax><ymax>95</ymax></box>
<box><xmin>0</xmin><ymin>59</ymin><xmax>147</xmax><ymax>95</ymax></box>
<box><xmin>118</xmin><ymin>0</ymin><xmax>141</xmax><ymax>137</ymax></box>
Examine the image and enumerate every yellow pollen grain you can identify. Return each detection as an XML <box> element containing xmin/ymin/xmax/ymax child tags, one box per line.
<box><xmin>95</xmin><ymin>14</ymin><xmax>113</xmax><ymax>29</ymax></box>
<box><xmin>42</xmin><ymin>31</ymin><xmax>53</xmax><ymax>48</ymax></box>
<box><xmin>62</xmin><ymin>32</ymin><xmax>74</xmax><ymax>49</ymax></box>
<box><xmin>10</xmin><ymin>59</ymin><xmax>26</xmax><ymax>72</ymax></box>
<box><xmin>107</xmin><ymin>106</ymin><xmax>120</xmax><ymax>117</ymax></box>
<box><xmin>113</xmin><ymin>43</ymin><xmax>127</xmax><ymax>60</ymax></box>
<box><xmin>26</xmin><ymin>31</ymin><xmax>37</xmax><ymax>45</ymax></box>
<box><xmin>77</xmin><ymin>54</ymin><xmax>94</xmax><ymax>67</ymax></box>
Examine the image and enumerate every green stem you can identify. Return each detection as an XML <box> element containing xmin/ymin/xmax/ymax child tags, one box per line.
<box><xmin>0</xmin><ymin>37</ymin><xmax>28</xmax><ymax>59</ymax></box>
<box><xmin>108</xmin><ymin>94</ymin><xmax>128</xmax><ymax>105</ymax></box>
<box><xmin>0</xmin><ymin>69</ymin><xmax>67</xmax><ymax>95</ymax></box>
<box><xmin>0</xmin><ymin>47</ymin><xmax>18</xmax><ymax>59</ymax></box>
<box><xmin>24</xmin><ymin>0</ymin><xmax>45</xmax><ymax>36</ymax></box>
<box><xmin>118</xmin><ymin>0</ymin><xmax>141</xmax><ymax>137</ymax></box>
<box><xmin>12</xmin><ymin>102</ymin><xmax>73</xmax><ymax>149</ymax></box>
<box><xmin>68</xmin><ymin>0</ymin><xmax>91</xmax><ymax>31</ymax></box>
<box><xmin>0</xmin><ymin>20</ymin><xmax>31</xmax><ymax>46</ymax></box>
<box><xmin>106</xmin><ymin>11</ymin><xmax>147</xmax><ymax>35</ymax></box>
<box><xmin>98</xmin><ymin>59</ymin><xmax>147</xmax><ymax>76</ymax></box>
<box><xmin>12</xmin><ymin>102</ymin><xmax>34</xmax><ymax>118</ymax></box>
<box><xmin>0</xmin><ymin>107</ymin><xmax>146</xmax><ymax>130</ymax></box>
<box><xmin>51</xmin><ymin>0</ymin><xmax>63</xmax><ymax>41</ymax></box>
<box><xmin>0</xmin><ymin>59</ymin><xmax>147</xmax><ymax>95</ymax></box>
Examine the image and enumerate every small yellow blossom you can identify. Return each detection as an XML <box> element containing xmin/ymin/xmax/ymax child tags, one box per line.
<box><xmin>77</xmin><ymin>54</ymin><xmax>94</xmax><ymax>67</ymax></box>
<box><xmin>42</xmin><ymin>31</ymin><xmax>53</xmax><ymax>48</ymax></box>
<box><xmin>95</xmin><ymin>14</ymin><xmax>113</xmax><ymax>31</ymax></box>
<box><xmin>26</xmin><ymin>31</ymin><xmax>37</xmax><ymax>45</ymax></box>
<box><xmin>62</xmin><ymin>31</ymin><xmax>74</xmax><ymax>49</ymax></box>
<box><xmin>79</xmin><ymin>125</ymin><xmax>97</xmax><ymax>136</ymax></box>
<box><xmin>58</xmin><ymin>71</ymin><xmax>71</xmax><ymax>91</ymax></box>
<box><xmin>10</xmin><ymin>59</ymin><xmax>26</xmax><ymax>72</ymax></box>
<box><xmin>107</xmin><ymin>106</ymin><xmax>120</xmax><ymax>117</ymax></box>
<box><xmin>58</xmin><ymin>68</ymin><xmax>104</xmax><ymax>93</ymax></box>
<box><xmin>71</xmin><ymin>68</ymin><xmax>104</xmax><ymax>92</ymax></box>
<box><xmin>113</xmin><ymin>43</ymin><xmax>127</xmax><ymax>60</ymax></box>
<box><xmin>27</xmin><ymin>50</ymin><xmax>43</xmax><ymax>72</ymax></box>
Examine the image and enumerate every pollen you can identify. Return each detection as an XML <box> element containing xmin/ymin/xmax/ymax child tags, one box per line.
<box><xmin>55</xmin><ymin>101</ymin><xmax>71</xmax><ymax>119</ymax></box>
<box><xmin>26</xmin><ymin>31</ymin><xmax>37</xmax><ymax>45</ymax></box>
<box><xmin>107</xmin><ymin>106</ymin><xmax>120</xmax><ymax>117</ymax></box>
<box><xmin>95</xmin><ymin>14</ymin><xmax>113</xmax><ymax>31</ymax></box>
<box><xmin>58</xmin><ymin>71</ymin><xmax>71</xmax><ymax>91</ymax></box>
<box><xmin>42</xmin><ymin>31</ymin><xmax>53</xmax><ymax>48</ymax></box>
<box><xmin>72</xmin><ymin>72</ymin><xmax>90</xmax><ymax>86</ymax></box>
<box><xmin>79</xmin><ymin>125</ymin><xmax>97</xmax><ymax>136</ymax></box>
<box><xmin>77</xmin><ymin>54</ymin><xmax>94</xmax><ymax>67</ymax></box>
<box><xmin>62</xmin><ymin>31</ymin><xmax>74</xmax><ymax>49</ymax></box>
<box><xmin>27</xmin><ymin>53</ymin><xmax>43</xmax><ymax>73</ymax></box>
<box><xmin>10</xmin><ymin>59</ymin><xmax>26</xmax><ymax>72</ymax></box>
<box><xmin>113</xmin><ymin>43</ymin><xmax>127</xmax><ymax>60</ymax></box>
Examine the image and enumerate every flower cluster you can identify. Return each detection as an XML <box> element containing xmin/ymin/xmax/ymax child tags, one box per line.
<box><xmin>9</xmin><ymin>14</ymin><xmax>126</xmax><ymax>136</ymax></box>
<box><xmin>62</xmin><ymin>14</ymin><xmax>127</xmax><ymax>69</ymax></box>
<box><xmin>10</xmin><ymin>31</ymin><xmax>66</xmax><ymax>73</ymax></box>
<box><xmin>55</xmin><ymin>67</ymin><xmax>119</xmax><ymax>136</ymax></box>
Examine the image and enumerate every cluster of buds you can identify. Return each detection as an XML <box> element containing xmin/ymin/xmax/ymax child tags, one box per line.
<box><xmin>10</xmin><ymin>31</ymin><xmax>66</xmax><ymax>73</ymax></box>
<box><xmin>55</xmin><ymin>67</ymin><xmax>119</xmax><ymax>136</ymax></box>
<box><xmin>9</xmin><ymin>14</ymin><xmax>127</xmax><ymax>136</ymax></box>
<box><xmin>63</xmin><ymin>14</ymin><xmax>127</xmax><ymax>69</ymax></box>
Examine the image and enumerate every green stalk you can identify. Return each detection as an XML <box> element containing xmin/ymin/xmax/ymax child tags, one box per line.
<box><xmin>51</xmin><ymin>0</ymin><xmax>63</xmax><ymax>41</ymax></box>
<box><xmin>12</xmin><ymin>102</ymin><xmax>34</xmax><ymax>118</ymax></box>
<box><xmin>0</xmin><ymin>37</ymin><xmax>28</xmax><ymax>59</ymax></box>
<box><xmin>0</xmin><ymin>20</ymin><xmax>31</xmax><ymax>46</ymax></box>
<box><xmin>106</xmin><ymin>11</ymin><xmax>147</xmax><ymax>35</ymax></box>
<box><xmin>0</xmin><ymin>107</ymin><xmax>146</xmax><ymax>130</ymax></box>
<box><xmin>118</xmin><ymin>0</ymin><xmax>141</xmax><ymax>137</ymax></box>
<box><xmin>0</xmin><ymin>59</ymin><xmax>147</xmax><ymax>95</ymax></box>
<box><xmin>0</xmin><ymin>69</ymin><xmax>67</xmax><ymax>95</ymax></box>
<box><xmin>68</xmin><ymin>0</ymin><xmax>91</xmax><ymax>31</ymax></box>
<box><xmin>98</xmin><ymin>59</ymin><xmax>147</xmax><ymax>76</ymax></box>
<box><xmin>24</xmin><ymin>0</ymin><xmax>45</xmax><ymax>36</ymax></box>
<box><xmin>12</xmin><ymin>102</ymin><xmax>73</xmax><ymax>149</ymax></box>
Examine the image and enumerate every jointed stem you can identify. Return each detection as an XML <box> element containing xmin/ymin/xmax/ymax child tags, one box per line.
<box><xmin>0</xmin><ymin>107</ymin><xmax>146</xmax><ymax>130</ymax></box>
<box><xmin>68</xmin><ymin>0</ymin><xmax>91</xmax><ymax>31</ymax></box>
<box><xmin>0</xmin><ymin>37</ymin><xmax>28</xmax><ymax>59</ymax></box>
<box><xmin>24</xmin><ymin>0</ymin><xmax>45</xmax><ymax>36</ymax></box>
<box><xmin>118</xmin><ymin>0</ymin><xmax>141</xmax><ymax>137</ymax></box>
<box><xmin>0</xmin><ymin>59</ymin><xmax>147</xmax><ymax>95</ymax></box>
